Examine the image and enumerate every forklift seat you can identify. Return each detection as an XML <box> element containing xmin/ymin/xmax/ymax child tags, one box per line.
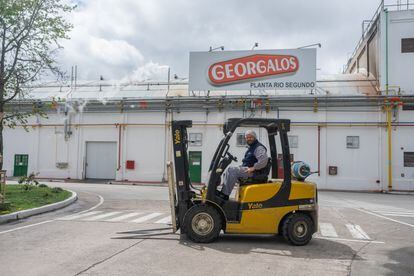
<box><xmin>238</xmin><ymin>158</ymin><xmax>272</xmax><ymax>186</ymax></box>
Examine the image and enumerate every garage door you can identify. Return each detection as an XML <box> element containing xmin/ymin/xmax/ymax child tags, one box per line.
<box><xmin>86</xmin><ymin>142</ymin><xmax>117</xmax><ymax>179</ymax></box>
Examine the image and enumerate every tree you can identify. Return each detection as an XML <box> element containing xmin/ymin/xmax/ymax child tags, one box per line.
<box><xmin>0</xmin><ymin>0</ymin><xmax>74</xmax><ymax>169</ymax></box>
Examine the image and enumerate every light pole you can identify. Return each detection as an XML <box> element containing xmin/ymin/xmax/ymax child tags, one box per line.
<box><xmin>174</xmin><ymin>74</ymin><xmax>187</xmax><ymax>81</ymax></box>
<box><xmin>251</xmin><ymin>42</ymin><xmax>259</xmax><ymax>50</ymax></box>
<box><xmin>297</xmin><ymin>43</ymin><xmax>321</xmax><ymax>49</ymax></box>
<box><xmin>209</xmin><ymin>46</ymin><xmax>224</xmax><ymax>52</ymax></box>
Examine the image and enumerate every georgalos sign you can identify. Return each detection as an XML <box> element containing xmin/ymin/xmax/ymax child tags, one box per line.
<box><xmin>189</xmin><ymin>49</ymin><xmax>316</xmax><ymax>91</ymax></box>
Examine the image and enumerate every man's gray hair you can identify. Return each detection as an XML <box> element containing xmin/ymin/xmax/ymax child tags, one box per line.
<box><xmin>245</xmin><ymin>130</ymin><xmax>257</xmax><ymax>138</ymax></box>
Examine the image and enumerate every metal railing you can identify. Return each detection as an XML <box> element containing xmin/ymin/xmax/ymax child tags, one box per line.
<box><xmin>344</xmin><ymin>0</ymin><xmax>414</xmax><ymax>72</ymax></box>
<box><xmin>6</xmin><ymin>94</ymin><xmax>414</xmax><ymax>114</ymax></box>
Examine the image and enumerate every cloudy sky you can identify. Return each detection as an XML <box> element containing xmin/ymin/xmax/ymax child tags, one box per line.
<box><xmin>59</xmin><ymin>0</ymin><xmax>382</xmax><ymax>81</ymax></box>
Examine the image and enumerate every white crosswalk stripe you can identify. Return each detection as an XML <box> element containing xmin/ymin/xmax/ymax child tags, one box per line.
<box><xmin>317</xmin><ymin>223</ymin><xmax>372</xmax><ymax>241</ymax></box>
<box><xmin>371</xmin><ymin>209</ymin><xmax>414</xmax><ymax>218</ymax></box>
<box><xmin>379</xmin><ymin>213</ymin><xmax>414</xmax><ymax>217</ymax></box>
<box><xmin>60</xmin><ymin>211</ymin><xmax>103</xmax><ymax>220</ymax></box>
<box><xmin>105</xmin><ymin>212</ymin><xmax>143</xmax><ymax>222</ymax></box>
<box><xmin>345</xmin><ymin>224</ymin><xmax>371</xmax><ymax>240</ymax></box>
<box><xmin>154</xmin><ymin>215</ymin><xmax>172</xmax><ymax>224</ymax></box>
<box><xmin>58</xmin><ymin>210</ymin><xmax>377</xmax><ymax>242</ymax></box>
<box><xmin>376</xmin><ymin>210</ymin><xmax>414</xmax><ymax>214</ymax></box>
<box><xmin>58</xmin><ymin>211</ymin><xmax>169</xmax><ymax>223</ymax></box>
<box><xmin>319</xmin><ymin>223</ymin><xmax>338</xmax><ymax>237</ymax></box>
<box><xmin>82</xmin><ymin>212</ymin><xmax>123</xmax><ymax>221</ymax></box>
<box><xmin>131</xmin><ymin>212</ymin><xmax>164</xmax><ymax>223</ymax></box>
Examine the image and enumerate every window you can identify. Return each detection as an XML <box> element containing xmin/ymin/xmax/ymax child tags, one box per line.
<box><xmin>401</xmin><ymin>38</ymin><xmax>414</xmax><ymax>53</ymax></box>
<box><xmin>288</xmin><ymin>135</ymin><xmax>299</xmax><ymax>148</ymax></box>
<box><xmin>350</xmin><ymin>62</ymin><xmax>356</xmax><ymax>73</ymax></box>
<box><xmin>403</xmin><ymin>104</ymin><xmax>414</xmax><ymax>111</ymax></box>
<box><xmin>357</xmin><ymin>46</ymin><xmax>366</xmax><ymax>73</ymax></box>
<box><xmin>189</xmin><ymin>133</ymin><xmax>202</xmax><ymax>146</ymax></box>
<box><xmin>346</xmin><ymin>136</ymin><xmax>359</xmax><ymax>149</ymax></box>
<box><xmin>236</xmin><ymin>133</ymin><xmax>247</xmax><ymax>146</ymax></box>
<box><xmin>404</xmin><ymin>152</ymin><xmax>414</xmax><ymax>167</ymax></box>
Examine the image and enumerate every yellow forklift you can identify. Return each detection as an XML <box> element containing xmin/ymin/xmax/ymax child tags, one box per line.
<box><xmin>168</xmin><ymin>118</ymin><xmax>318</xmax><ymax>245</ymax></box>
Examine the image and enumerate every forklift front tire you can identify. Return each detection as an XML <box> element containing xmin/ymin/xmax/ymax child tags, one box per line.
<box><xmin>183</xmin><ymin>204</ymin><xmax>222</xmax><ymax>243</ymax></box>
<box><xmin>282</xmin><ymin>212</ymin><xmax>314</xmax><ymax>246</ymax></box>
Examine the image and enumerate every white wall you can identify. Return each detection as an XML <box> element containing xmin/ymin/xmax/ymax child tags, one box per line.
<box><xmin>3</xmin><ymin>106</ymin><xmax>414</xmax><ymax>191</ymax></box>
<box><xmin>385</xmin><ymin>10</ymin><xmax>414</xmax><ymax>94</ymax></box>
<box><xmin>123</xmin><ymin>112</ymin><xmax>166</xmax><ymax>181</ymax></box>
<box><xmin>4</xmin><ymin>127</ymin><xmax>36</xmax><ymax>177</ymax></box>
<box><xmin>389</xmin><ymin>109</ymin><xmax>414</xmax><ymax>190</ymax></box>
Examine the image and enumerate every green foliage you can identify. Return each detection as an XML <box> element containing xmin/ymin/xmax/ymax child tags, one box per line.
<box><xmin>51</xmin><ymin>186</ymin><xmax>63</xmax><ymax>193</ymax></box>
<box><xmin>0</xmin><ymin>0</ymin><xmax>75</xmax><ymax>135</ymax></box>
<box><xmin>0</xmin><ymin>184</ymin><xmax>71</xmax><ymax>215</ymax></box>
<box><xmin>38</xmin><ymin>183</ymin><xmax>48</xmax><ymax>188</ymax></box>
<box><xmin>0</xmin><ymin>202</ymin><xmax>11</xmax><ymax>211</ymax></box>
<box><xmin>18</xmin><ymin>172</ymin><xmax>39</xmax><ymax>191</ymax></box>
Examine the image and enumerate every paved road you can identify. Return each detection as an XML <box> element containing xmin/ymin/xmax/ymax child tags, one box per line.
<box><xmin>0</xmin><ymin>182</ymin><xmax>413</xmax><ymax>276</ymax></box>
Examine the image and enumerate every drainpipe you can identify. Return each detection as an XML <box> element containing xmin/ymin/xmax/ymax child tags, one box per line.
<box><xmin>386</xmin><ymin>103</ymin><xmax>392</xmax><ymax>191</ymax></box>
<box><xmin>117</xmin><ymin>124</ymin><xmax>122</xmax><ymax>171</ymax></box>
<box><xmin>317</xmin><ymin>125</ymin><xmax>321</xmax><ymax>176</ymax></box>
<box><xmin>385</xmin><ymin>9</ymin><xmax>389</xmax><ymax>92</ymax></box>
<box><xmin>384</xmin><ymin>9</ymin><xmax>393</xmax><ymax>191</ymax></box>
<box><xmin>162</xmin><ymin>110</ymin><xmax>168</xmax><ymax>182</ymax></box>
<box><xmin>377</xmin><ymin>107</ymin><xmax>383</xmax><ymax>191</ymax></box>
<box><xmin>122</xmin><ymin>114</ymin><xmax>127</xmax><ymax>181</ymax></box>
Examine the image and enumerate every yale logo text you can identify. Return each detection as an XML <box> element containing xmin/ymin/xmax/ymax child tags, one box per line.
<box><xmin>248</xmin><ymin>203</ymin><xmax>263</xmax><ymax>209</ymax></box>
<box><xmin>174</xmin><ymin>130</ymin><xmax>181</xmax><ymax>144</ymax></box>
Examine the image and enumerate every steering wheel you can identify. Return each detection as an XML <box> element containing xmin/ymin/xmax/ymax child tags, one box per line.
<box><xmin>226</xmin><ymin>151</ymin><xmax>238</xmax><ymax>162</ymax></box>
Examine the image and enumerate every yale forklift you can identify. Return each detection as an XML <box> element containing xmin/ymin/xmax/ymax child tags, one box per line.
<box><xmin>168</xmin><ymin>118</ymin><xmax>318</xmax><ymax>245</ymax></box>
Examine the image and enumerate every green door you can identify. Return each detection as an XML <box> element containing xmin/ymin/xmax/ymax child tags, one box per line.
<box><xmin>189</xmin><ymin>151</ymin><xmax>202</xmax><ymax>183</ymax></box>
<box><xmin>14</xmin><ymin>154</ymin><xmax>29</xmax><ymax>177</ymax></box>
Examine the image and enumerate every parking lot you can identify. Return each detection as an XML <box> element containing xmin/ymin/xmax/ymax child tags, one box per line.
<box><xmin>0</xmin><ymin>183</ymin><xmax>413</xmax><ymax>276</ymax></box>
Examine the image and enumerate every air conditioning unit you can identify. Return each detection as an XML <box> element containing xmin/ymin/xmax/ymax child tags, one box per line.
<box><xmin>56</xmin><ymin>162</ymin><xmax>68</xmax><ymax>169</ymax></box>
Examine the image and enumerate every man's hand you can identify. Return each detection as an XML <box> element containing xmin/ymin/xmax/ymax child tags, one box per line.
<box><xmin>245</xmin><ymin>167</ymin><xmax>255</xmax><ymax>175</ymax></box>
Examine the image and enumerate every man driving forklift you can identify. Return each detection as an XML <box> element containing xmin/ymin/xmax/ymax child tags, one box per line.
<box><xmin>217</xmin><ymin>130</ymin><xmax>268</xmax><ymax>200</ymax></box>
<box><xmin>167</xmin><ymin>118</ymin><xmax>318</xmax><ymax>245</ymax></box>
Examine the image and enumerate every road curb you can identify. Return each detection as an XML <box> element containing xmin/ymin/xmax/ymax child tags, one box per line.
<box><xmin>0</xmin><ymin>189</ymin><xmax>77</xmax><ymax>224</ymax></box>
<box><xmin>318</xmin><ymin>189</ymin><xmax>414</xmax><ymax>195</ymax></box>
<box><xmin>386</xmin><ymin>191</ymin><xmax>414</xmax><ymax>195</ymax></box>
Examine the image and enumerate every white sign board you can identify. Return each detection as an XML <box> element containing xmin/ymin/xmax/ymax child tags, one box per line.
<box><xmin>189</xmin><ymin>49</ymin><xmax>316</xmax><ymax>91</ymax></box>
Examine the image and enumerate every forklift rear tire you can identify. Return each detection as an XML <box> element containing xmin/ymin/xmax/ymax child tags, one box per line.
<box><xmin>183</xmin><ymin>204</ymin><xmax>222</xmax><ymax>243</ymax></box>
<box><xmin>282</xmin><ymin>213</ymin><xmax>314</xmax><ymax>246</ymax></box>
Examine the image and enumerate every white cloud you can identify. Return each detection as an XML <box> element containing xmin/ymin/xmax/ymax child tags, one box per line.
<box><xmin>88</xmin><ymin>37</ymin><xmax>143</xmax><ymax>66</ymax></box>
<box><xmin>58</xmin><ymin>0</ymin><xmax>381</xmax><ymax>81</ymax></box>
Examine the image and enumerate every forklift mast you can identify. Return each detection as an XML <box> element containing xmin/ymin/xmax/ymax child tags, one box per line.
<box><xmin>171</xmin><ymin>120</ymin><xmax>193</xmax><ymax>228</ymax></box>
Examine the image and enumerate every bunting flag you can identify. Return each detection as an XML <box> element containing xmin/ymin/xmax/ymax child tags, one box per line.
<box><xmin>139</xmin><ymin>100</ymin><xmax>148</xmax><ymax>109</ymax></box>
<box><xmin>253</xmin><ymin>98</ymin><xmax>263</xmax><ymax>107</ymax></box>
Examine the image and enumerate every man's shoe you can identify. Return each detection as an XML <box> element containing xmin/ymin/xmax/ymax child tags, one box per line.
<box><xmin>215</xmin><ymin>190</ymin><xmax>229</xmax><ymax>200</ymax></box>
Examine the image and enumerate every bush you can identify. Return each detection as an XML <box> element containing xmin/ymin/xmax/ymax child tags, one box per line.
<box><xmin>51</xmin><ymin>187</ymin><xmax>63</xmax><ymax>193</ymax></box>
<box><xmin>0</xmin><ymin>202</ymin><xmax>11</xmax><ymax>211</ymax></box>
<box><xmin>18</xmin><ymin>172</ymin><xmax>40</xmax><ymax>187</ymax></box>
<box><xmin>21</xmin><ymin>184</ymin><xmax>33</xmax><ymax>191</ymax></box>
<box><xmin>38</xmin><ymin>184</ymin><xmax>48</xmax><ymax>188</ymax></box>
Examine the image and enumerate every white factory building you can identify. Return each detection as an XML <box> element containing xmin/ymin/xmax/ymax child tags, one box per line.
<box><xmin>4</xmin><ymin>1</ymin><xmax>414</xmax><ymax>191</ymax></box>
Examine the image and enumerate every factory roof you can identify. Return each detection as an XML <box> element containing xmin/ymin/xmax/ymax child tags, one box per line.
<box><xmin>20</xmin><ymin>73</ymin><xmax>380</xmax><ymax>102</ymax></box>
